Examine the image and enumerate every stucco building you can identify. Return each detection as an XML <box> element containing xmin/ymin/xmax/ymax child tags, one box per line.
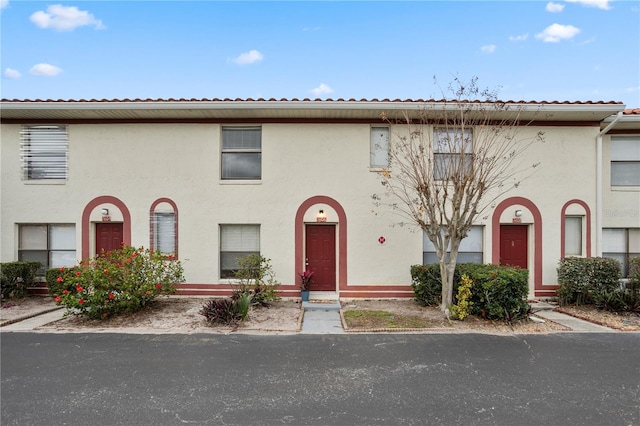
<box><xmin>1</xmin><ymin>99</ymin><xmax>638</xmax><ymax>299</ymax></box>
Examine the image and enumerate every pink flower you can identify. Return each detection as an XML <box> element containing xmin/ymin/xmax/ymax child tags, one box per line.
<box><xmin>76</xmin><ymin>285</ymin><xmax>83</xmax><ymax>292</ymax></box>
<box><xmin>104</xmin><ymin>269</ymin><xmax>109</xmax><ymax>274</ymax></box>
<box><xmin>155</xmin><ymin>284</ymin><xmax>162</xmax><ymax>289</ymax></box>
<box><xmin>56</xmin><ymin>277</ymin><xmax>63</xmax><ymax>282</ymax></box>
<box><xmin>75</xmin><ymin>272</ymin><xmax>81</xmax><ymax>277</ymax></box>
<box><xmin>55</xmin><ymin>296</ymin><xmax>61</xmax><ymax>303</ymax></box>
<box><xmin>78</xmin><ymin>298</ymin><xmax>85</xmax><ymax>305</ymax></box>
<box><xmin>108</xmin><ymin>293</ymin><xmax>115</xmax><ymax>300</ymax></box>
<box><xmin>62</xmin><ymin>290</ymin><xmax>68</xmax><ymax>295</ymax></box>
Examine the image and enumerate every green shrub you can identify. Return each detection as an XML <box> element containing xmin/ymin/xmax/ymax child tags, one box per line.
<box><xmin>46</xmin><ymin>267</ymin><xmax>69</xmax><ymax>296</ymax></box>
<box><xmin>450</xmin><ymin>274</ymin><xmax>473</xmax><ymax>321</ymax></box>
<box><xmin>592</xmin><ymin>289</ymin><xmax>627</xmax><ymax>312</ymax></box>
<box><xmin>410</xmin><ymin>264</ymin><xmax>442</xmax><ymax>307</ymax></box>
<box><xmin>630</xmin><ymin>257</ymin><xmax>640</xmax><ymax>285</ymax></box>
<box><xmin>460</xmin><ymin>264</ymin><xmax>530</xmax><ymax>323</ymax></box>
<box><xmin>410</xmin><ymin>263</ymin><xmax>530</xmax><ymax>322</ymax></box>
<box><xmin>1</xmin><ymin>261</ymin><xmax>42</xmax><ymax>299</ymax></box>
<box><xmin>232</xmin><ymin>254</ymin><xmax>280</xmax><ymax>307</ymax></box>
<box><xmin>557</xmin><ymin>257</ymin><xmax>621</xmax><ymax>306</ymax></box>
<box><xmin>53</xmin><ymin>245</ymin><xmax>184</xmax><ymax>319</ymax></box>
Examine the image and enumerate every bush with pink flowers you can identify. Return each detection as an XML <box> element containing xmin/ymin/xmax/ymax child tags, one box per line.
<box><xmin>50</xmin><ymin>245</ymin><xmax>184</xmax><ymax>319</ymax></box>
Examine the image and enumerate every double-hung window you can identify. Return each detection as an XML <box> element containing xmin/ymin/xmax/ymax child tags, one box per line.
<box><xmin>19</xmin><ymin>224</ymin><xmax>76</xmax><ymax>273</ymax></box>
<box><xmin>20</xmin><ymin>125</ymin><xmax>68</xmax><ymax>181</ymax></box>
<box><xmin>610</xmin><ymin>137</ymin><xmax>640</xmax><ymax>186</ymax></box>
<box><xmin>433</xmin><ymin>128</ymin><xmax>473</xmax><ymax>180</ymax></box>
<box><xmin>423</xmin><ymin>226</ymin><xmax>483</xmax><ymax>264</ymax></box>
<box><xmin>152</xmin><ymin>212</ymin><xmax>176</xmax><ymax>256</ymax></box>
<box><xmin>603</xmin><ymin>228</ymin><xmax>640</xmax><ymax>277</ymax></box>
<box><xmin>370</xmin><ymin>127</ymin><xmax>389</xmax><ymax>168</ymax></box>
<box><xmin>564</xmin><ymin>216</ymin><xmax>583</xmax><ymax>257</ymax></box>
<box><xmin>221</xmin><ymin>126</ymin><xmax>262</xmax><ymax>180</ymax></box>
<box><xmin>220</xmin><ymin>225</ymin><xmax>260</xmax><ymax>278</ymax></box>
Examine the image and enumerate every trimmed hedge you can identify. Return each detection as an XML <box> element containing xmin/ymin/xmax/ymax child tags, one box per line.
<box><xmin>1</xmin><ymin>261</ymin><xmax>42</xmax><ymax>299</ymax></box>
<box><xmin>410</xmin><ymin>263</ymin><xmax>530</xmax><ymax>322</ymax></box>
<box><xmin>410</xmin><ymin>264</ymin><xmax>442</xmax><ymax>307</ymax></box>
<box><xmin>556</xmin><ymin>257</ymin><xmax>621</xmax><ymax>306</ymax></box>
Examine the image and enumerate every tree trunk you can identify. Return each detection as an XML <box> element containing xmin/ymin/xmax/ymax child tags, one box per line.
<box><xmin>439</xmin><ymin>259</ymin><xmax>457</xmax><ymax>312</ymax></box>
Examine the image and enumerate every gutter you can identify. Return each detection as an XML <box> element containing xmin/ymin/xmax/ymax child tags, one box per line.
<box><xmin>595</xmin><ymin>111</ymin><xmax>623</xmax><ymax>256</ymax></box>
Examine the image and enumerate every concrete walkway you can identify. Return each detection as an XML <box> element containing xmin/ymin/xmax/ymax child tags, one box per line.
<box><xmin>300</xmin><ymin>301</ymin><xmax>344</xmax><ymax>334</ymax></box>
<box><xmin>1</xmin><ymin>308</ymin><xmax>65</xmax><ymax>332</ymax></box>
<box><xmin>530</xmin><ymin>301</ymin><xmax>615</xmax><ymax>332</ymax></box>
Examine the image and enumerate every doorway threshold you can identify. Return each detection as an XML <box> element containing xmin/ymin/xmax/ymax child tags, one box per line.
<box><xmin>308</xmin><ymin>291</ymin><xmax>339</xmax><ymax>301</ymax></box>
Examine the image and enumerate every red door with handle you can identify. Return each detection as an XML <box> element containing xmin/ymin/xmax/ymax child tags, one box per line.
<box><xmin>500</xmin><ymin>225</ymin><xmax>528</xmax><ymax>269</ymax></box>
<box><xmin>305</xmin><ymin>225</ymin><xmax>336</xmax><ymax>291</ymax></box>
<box><xmin>96</xmin><ymin>223</ymin><xmax>123</xmax><ymax>255</ymax></box>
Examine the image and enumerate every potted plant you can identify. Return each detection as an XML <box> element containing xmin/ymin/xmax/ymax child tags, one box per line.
<box><xmin>299</xmin><ymin>268</ymin><xmax>314</xmax><ymax>302</ymax></box>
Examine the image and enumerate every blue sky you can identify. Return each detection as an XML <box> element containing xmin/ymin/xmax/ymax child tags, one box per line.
<box><xmin>1</xmin><ymin>0</ymin><xmax>639</xmax><ymax>107</ymax></box>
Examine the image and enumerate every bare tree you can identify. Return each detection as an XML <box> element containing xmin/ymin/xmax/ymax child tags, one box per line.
<box><xmin>374</xmin><ymin>77</ymin><xmax>544</xmax><ymax>312</ymax></box>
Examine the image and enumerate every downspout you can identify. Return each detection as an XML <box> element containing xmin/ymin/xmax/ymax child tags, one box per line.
<box><xmin>596</xmin><ymin>111</ymin><xmax>623</xmax><ymax>256</ymax></box>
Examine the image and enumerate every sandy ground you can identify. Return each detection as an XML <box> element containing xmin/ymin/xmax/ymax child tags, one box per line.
<box><xmin>2</xmin><ymin>296</ymin><xmax>639</xmax><ymax>333</ymax></box>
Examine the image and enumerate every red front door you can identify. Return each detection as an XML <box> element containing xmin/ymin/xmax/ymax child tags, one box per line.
<box><xmin>500</xmin><ymin>225</ymin><xmax>528</xmax><ymax>269</ymax></box>
<box><xmin>305</xmin><ymin>225</ymin><xmax>336</xmax><ymax>291</ymax></box>
<box><xmin>96</xmin><ymin>223</ymin><xmax>123</xmax><ymax>255</ymax></box>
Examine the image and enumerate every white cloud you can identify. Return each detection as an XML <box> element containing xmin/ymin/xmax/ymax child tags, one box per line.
<box><xmin>29</xmin><ymin>63</ymin><xmax>62</xmax><ymax>76</ymax></box>
<box><xmin>310</xmin><ymin>83</ymin><xmax>333</xmax><ymax>96</ymax></box>
<box><xmin>1</xmin><ymin>0</ymin><xmax>9</xmax><ymax>10</ymax></box>
<box><xmin>232</xmin><ymin>50</ymin><xmax>264</xmax><ymax>65</ymax></box>
<box><xmin>535</xmin><ymin>23</ymin><xmax>581</xmax><ymax>42</ymax></box>
<box><xmin>565</xmin><ymin>0</ymin><xmax>612</xmax><ymax>10</ymax></box>
<box><xmin>30</xmin><ymin>4</ymin><xmax>105</xmax><ymax>31</ymax></box>
<box><xmin>546</xmin><ymin>2</ymin><xmax>565</xmax><ymax>12</ymax></box>
<box><xmin>627</xmin><ymin>86</ymin><xmax>640</xmax><ymax>93</ymax></box>
<box><xmin>4</xmin><ymin>68</ymin><xmax>21</xmax><ymax>78</ymax></box>
<box><xmin>509</xmin><ymin>33</ymin><xmax>529</xmax><ymax>42</ymax></box>
<box><xmin>481</xmin><ymin>44</ymin><xmax>496</xmax><ymax>53</ymax></box>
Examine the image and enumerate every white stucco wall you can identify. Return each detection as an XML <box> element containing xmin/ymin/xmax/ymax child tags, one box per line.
<box><xmin>2</xmin><ymin>120</ymin><xmax>630</xmax><ymax>296</ymax></box>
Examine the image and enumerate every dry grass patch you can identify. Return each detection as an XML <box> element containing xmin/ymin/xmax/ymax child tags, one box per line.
<box><xmin>342</xmin><ymin>310</ymin><xmax>442</xmax><ymax>329</ymax></box>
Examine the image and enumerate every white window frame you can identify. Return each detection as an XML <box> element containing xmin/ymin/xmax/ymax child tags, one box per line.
<box><xmin>610</xmin><ymin>137</ymin><xmax>640</xmax><ymax>187</ymax></box>
<box><xmin>433</xmin><ymin>128</ymin><xmax>473</xmax><ymax>181</ymax></box>
<box><xmin>221</xmin><ymin>126</ymin><xmax>262</xmax><ymax>180</ymax></box>
<box><xmin>370</xmin><ymin>126</ymin><xmax>389</xmax><ymax>168</ymax></box>
<box><xmin>152</xmin><ymin>212</ymin><xmax>176</xmax><ymax>256</ymax></box>
<box><xmin>603</xmin><ymin>228</ymin><xmax>640</xmax><ymax>277</ymax></box>
<box><xmin>20</xmin><ymin>125</ymin><xmax>68</xmax><ymax>181</ymax></box>
<box><xmin>564</xmin><ymin>216</ymin><xmax>583</xmax><ymax>257</ymax></box>
<box><xmin>423</xmin><ymin>226</ymin><xmax>483</xmax><ymax>264</ymax></box>
<box><xmin>18</xmin><ymin>224</ymin><xmax>76</xmax><ymax>274</ymax></box>
<box><xmin>220</xmin><ymin>224</ymin><xmax>260</xmax><ymax>279</ymax></box>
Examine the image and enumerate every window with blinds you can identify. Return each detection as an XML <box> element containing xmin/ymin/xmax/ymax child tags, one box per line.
<box><xmin>20</xmin><ymin>125</ymin><xmax>68</xmax><ymax>180</ymax></box>
<box><xmin>221</xmin><ymin>126</ymin><xmax>262</xmax><ymax>180</ymax></box>
<box><xmin>19</xmin><ymin>224</ymin><xmax>76</xmax><ymax>274</ymax></box>
<box><xmin>153</xmin><ymin>213</ymin><xmax>176</xmax><ymax>255</ymax></box>
<box><xmin>433</xmin><ymin>128</ymin><xmax>473</xmax><ymax>181</ymax></box>
<box><xmin>370</xmin><ymin>127</ymin><xmax>389</xmax><ymax>168</ymax></box>
<box><xmin>564</xmin><ymin>216</ymin><xmax>583</xmax><ymax>257</ymax></box>
<box><xmin>423</xmin><ymin>226</ymin><xmax>483</xmax><ymax>264</ymax></box>
<box><xmin>220</xmin><ymin>224</ymin><xmax>260</xmax><ymax>278</ymax></box>
<box><xmin>603</xmin><ymin>228</ymin><xmax>640</xmax><ymax>277</ymax></box>
<box><xmin>611</xmin><ymin>137</ymin><xmax>640</xmax><ymax>186</ymax></box>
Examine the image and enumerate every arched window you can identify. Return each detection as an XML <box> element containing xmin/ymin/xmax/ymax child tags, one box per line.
<box><xmin>150</xmin><ymin>199</ymin><xmax>178</xmax><ymax>258</ymax></box>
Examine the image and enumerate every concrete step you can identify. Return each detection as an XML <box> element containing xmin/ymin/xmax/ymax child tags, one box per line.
<box><xmin>530</xmin><ymin>301</ymin><xmax>558</xmax><ymax>311</ymax></box>
<box><xmin>302</xmin><ymin>301</ymin><xmax>341</xmax><ymax>311</ymax></box>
